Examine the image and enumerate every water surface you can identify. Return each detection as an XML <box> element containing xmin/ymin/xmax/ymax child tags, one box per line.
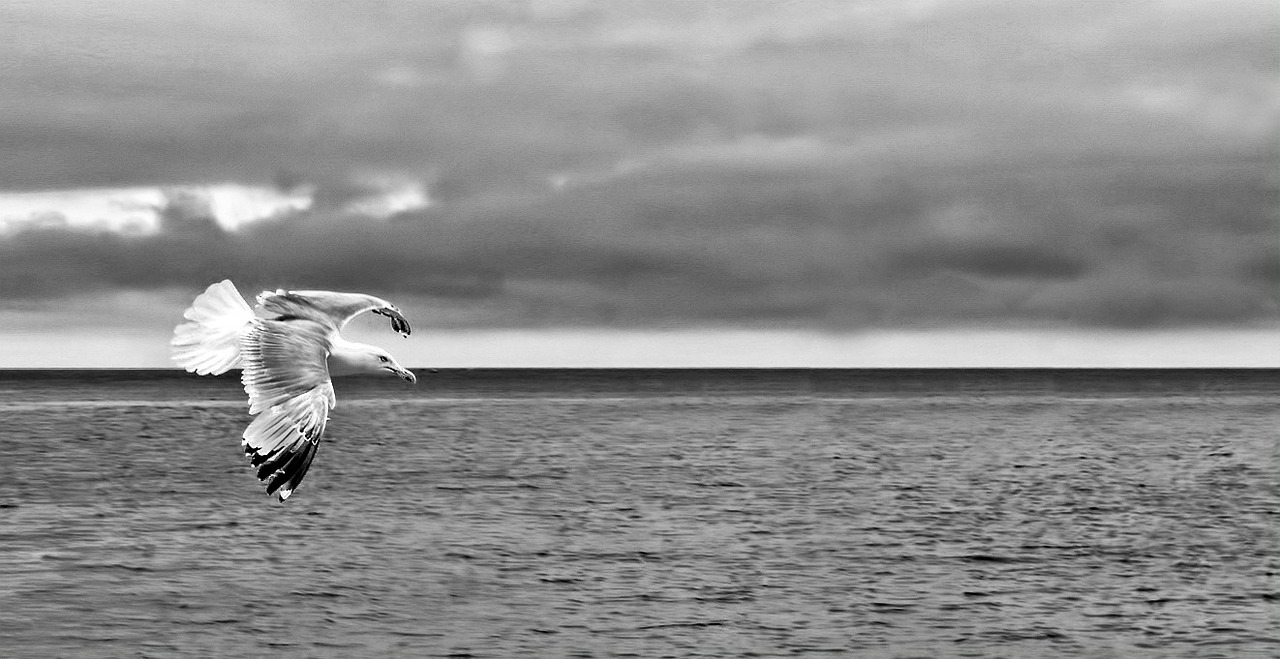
<box><xmin>1</xmin><ymin>370</ymin><xmax>1276</xmax><ymax>657</ymax></box>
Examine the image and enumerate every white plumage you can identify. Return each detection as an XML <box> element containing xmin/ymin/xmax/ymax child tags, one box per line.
<box><xmin>171</xmin><ymin>281</ymin><xmax>255</xmax><ymax>375</ymax></box>
<box><xmin>172</xmin><ymin>280</ymin><xmax>415</xmax><ymax>501</ymax></box>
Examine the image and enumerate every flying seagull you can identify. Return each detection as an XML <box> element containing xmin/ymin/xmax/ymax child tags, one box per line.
<box><xmin>171</xmin><ymin>280</ymin><xmax>416</xmax><ymax>501</ymax></box>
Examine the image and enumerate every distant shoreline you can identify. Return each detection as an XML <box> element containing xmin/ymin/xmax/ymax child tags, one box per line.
<box><xmin>5</xmin><ymin>366</ymin><xmax>1280</xmax><ymax>372</ymax></box>
<box><xmin>3</xmin><ymin>367</ymin><xmax>1278</xmax><ymax>397</ymax></box>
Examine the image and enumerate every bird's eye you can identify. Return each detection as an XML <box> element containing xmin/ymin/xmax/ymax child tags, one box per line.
<box><xmin>379</xmin><ymin>355</ymin><xmax>389</xmax><ymax>363</ymax></box>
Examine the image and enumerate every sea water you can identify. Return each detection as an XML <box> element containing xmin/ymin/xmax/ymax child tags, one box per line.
<box><xmin>0</xmin><ymin>369</ymin><xmax>1276</xmax><ymax>658</ymax></box>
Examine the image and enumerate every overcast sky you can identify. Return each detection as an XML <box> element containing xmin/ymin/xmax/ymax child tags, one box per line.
<box><xmin>1</xmin><ymin>0</ymin><xmax>1277</xmax><ymax>367</ymax></box>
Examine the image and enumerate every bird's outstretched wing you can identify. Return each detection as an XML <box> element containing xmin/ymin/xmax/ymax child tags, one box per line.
<box><xmin>239</xmin><ymin>318</ymin><xmax>337</xmax><ymax>501</ymax></box>
<box><xmin>255</xmin><ymin>288</ymin><xmax>411</xmax><ymax>337</ymax></box>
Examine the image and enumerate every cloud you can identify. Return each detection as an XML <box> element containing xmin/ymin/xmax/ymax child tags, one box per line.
<box><xmin>0</xmin><ymin>0</ymin><xmax>1276</xmax><ymax>332</ymax></box>
<box><xmin>1</xmin><ymin>156</ymin><xmax>1274</xmax><ymax>331</ymax></box>
<box><xmin>0</xmin><ymin>182</ymin><xmax>429</xmax><ymax>234</ymax></box>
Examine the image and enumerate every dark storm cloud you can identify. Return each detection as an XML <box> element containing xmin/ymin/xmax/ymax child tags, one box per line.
<box><xmin>3</xmin><ymin>159</ymin><xmax>1275</xmax><ymax>329</ymax></box>
<box><xmin>1</xmin><ymin>0</ymin><xmax>1277</xmax><ymax>330</ymax></box>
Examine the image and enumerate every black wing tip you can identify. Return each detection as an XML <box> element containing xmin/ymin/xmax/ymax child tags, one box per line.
<box><xmin>374</xmin><ymin>307</ymin><xmax>412</xmax><ymax>337</ymax></box>
<box><xmin>243</xmin><ymin>440</ymin><xmax>320</xmax><ymax>501</ymax></box>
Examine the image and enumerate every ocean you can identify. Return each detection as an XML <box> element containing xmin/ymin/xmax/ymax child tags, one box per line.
<box><xmin>0</xmin><ymin>369</ymin><xmax>1276</xmax><ymax>658</ymax></box>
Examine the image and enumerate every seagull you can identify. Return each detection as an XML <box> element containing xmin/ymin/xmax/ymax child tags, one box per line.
<box><xmin>171</xmin><ymin>279</ymin><xmax>416</xmax><ymax>501</ymax></box>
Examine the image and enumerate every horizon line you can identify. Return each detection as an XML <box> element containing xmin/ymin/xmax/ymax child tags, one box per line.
<box><xmin>5</xmin><ymin>366</ymin><xmax>1280</xmax><ymax>372</ymax></box>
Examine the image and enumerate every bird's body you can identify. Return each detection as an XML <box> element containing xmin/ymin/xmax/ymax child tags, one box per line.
<box><xmin>171</xmin><ymin>280</ymin><xmax>415</xmax><ymax>501</ymax></box>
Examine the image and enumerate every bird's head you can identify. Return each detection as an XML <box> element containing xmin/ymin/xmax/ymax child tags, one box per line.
<box><xmin>327</xmin><ymin>338</ymin><xmax>417</xmax><ymax>382</ymax></box>
<box><xmin>364</xmin><ymin>346</ymin><xmax>416</xmax><ymax>383</ymax></box>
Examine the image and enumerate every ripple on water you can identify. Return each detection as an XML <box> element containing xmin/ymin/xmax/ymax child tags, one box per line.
<box><xmin>0</xmin><ymin>393</ymin><xmax>1276</xmax><ymax>657</ymax></box>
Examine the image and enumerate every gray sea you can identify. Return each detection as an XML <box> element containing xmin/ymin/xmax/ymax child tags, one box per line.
<box><xmin>1</xmin><ymin>369</ymin><xmax>1277</xmax><ymax>658</ymax></box>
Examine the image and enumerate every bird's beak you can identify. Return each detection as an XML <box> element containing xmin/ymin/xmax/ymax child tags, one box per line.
<box><xmin>386</xmin><ymin>364</ymin><xmax>416</xmax><ymax>383</ymax></box>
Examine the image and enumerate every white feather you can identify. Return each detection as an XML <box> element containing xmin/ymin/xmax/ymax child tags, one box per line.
<box><xmin>238</xmin><ymin>319</ymin><xmax>336</xmax><ymax>501</ymax></box>
<box><xmin>171</xmin><ymin>280</ymin><xmax>255</xmax><ymax>375</ymax></box>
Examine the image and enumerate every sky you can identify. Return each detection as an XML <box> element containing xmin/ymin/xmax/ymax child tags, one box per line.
<box><xmin>0</xmin><ymin>0</ymin><xmax>1277</xmax><ymax>368</ymax></box>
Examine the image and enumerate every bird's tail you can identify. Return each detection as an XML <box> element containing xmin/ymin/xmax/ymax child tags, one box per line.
<box><xmin>171</xmin><ymin>280</ymin><xmax>256</xmax><ymax>375</ymax></box>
